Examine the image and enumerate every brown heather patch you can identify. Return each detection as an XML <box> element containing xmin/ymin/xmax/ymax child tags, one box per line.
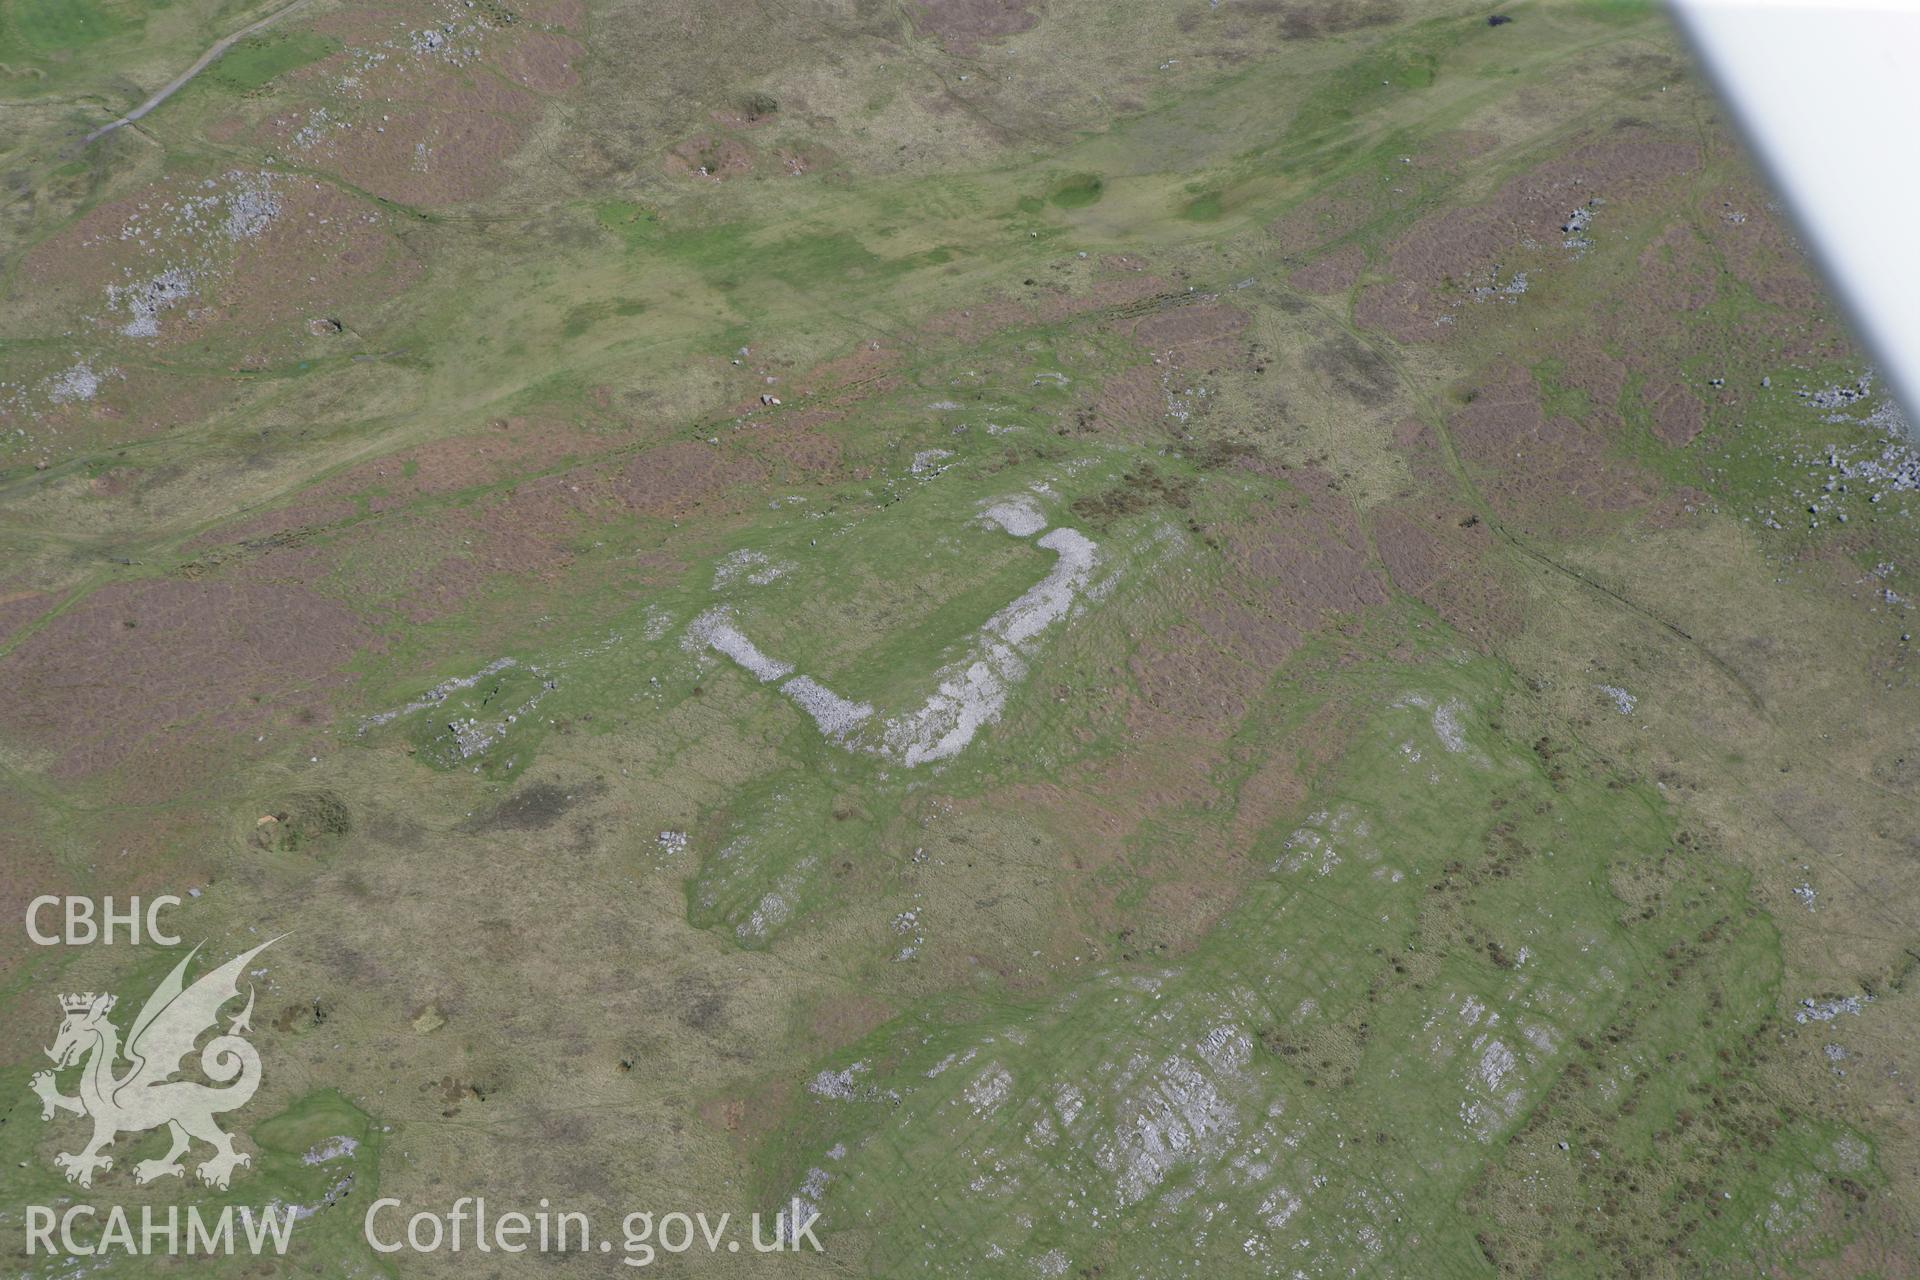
<box><xmin>1015</xmin><ymin>748</ymin><xmax>1222</xmax><ymax>854</ymax></box>
<box><xmin>923</xmin><ymin>272</ymin><xmax>1170</xmax><ymax>345</ymax></box>
<box><xmin>1121</xmin><ymin>302</ymin><xmax>1253</xmax><ymax>406</ymax></box>
<box><xmin>391</xmin><ymin>510</ymin><xmax>576</xmax><ymax>625</ymax></box>
<box><xmin>1353</xmin><ymin>279</ymin><xmax>1437</xmax><ymax>343</ymax></box>
<box><xmin>1639</xmin><ymin>375</ymin><xmax>1705</xmax><ymax>447</ymax></box>
<box><xmin>293</xmin><ymin>493</ymin><xmax>578</xmax><ymax>626</ymax></box>
<box><xmin>1558</xmin><ymin>346</ymin><xmax>1628</xmax><ymax>416</ymax></box>
<box><xmin>1546</xmin><ymin>339</ymin><xmax>1711</xmax><ymax>452</ymax></box>
<box><xmin>0</xmin><ymin>578</ymin><xmax>372</xmax><ymax>780</ymax></box>
<box><xmin>788</xmin><ymin>339</ymin><xmax>901</xmax><ymax>399</ymax></box>
<box><xmin>1363</xmin><ymin>132</ymin><xmax>1700</xmax><ymax>342</ymax></box>
<box><xmin>488</xmin><ymin>30</ymin><xmax>583</xmax><ymax>94</ymax></box>
<box><xmin>1226</xmin><ymin>748</ymin><xmax>1307</xmax><ymax>853</ymax></box>
<box><xmin>1811</xmin><ymin>1226</ymin><xmax>1918</xmax><ymax>1279</ymax></box>
<box><xmin>803</xmin><ymin>993</ymin><xmax>894</xmax><ymax>1057</ymax></box>
<box><xmin>1447</xmin><ymin>363</ymin><xmax>1659</xmax><ymax>537</ymax></box>
<box><xmin>18</xmin><ymin>185</ymin><xmax>178</xmax><ymax>305</ymax></box>
<box><xmin>1615</xmin><ymin>219</ymin><xmax>1718</xmax><ymax>348</ymax></box>
<box><xmin>194</xmin><ymin>506</ymin><xmax>571</xmax><ymax>645</ymax></box>
<box><xmin>1370</xmin><ymin>498</ymin><xmax>1521</xmax><ymax>645</ymax></box>
<box><xmin>469</xmin><ymin>470</ymin><xmax>602</xmax><ymax>544</ymax></box>
<box><xmin>1221</xmin><ymin>464</ymin><xmax>1385</xmax><ymax>609</ymax></box>
<box><xmin>1130</xmin><ymin>604</ymin><xmax>1297</xmax><ymax>729</ymax></box>
<box><xmin>260</xmin><ymin>1</ymin><xmax>581</xmax><ymax>205</ymax></box>
<box><xmin>1004</xmin><ymin>699</ymin><xmax>1363</xmax><ymax>957</ymax></box>
<box><xmin>195</xmin><ymin>499</ymin><xmax>360</xmax><ymax>549</ymax></box>
<box><xmin>17</xmin><ymin>175</ymin><xmax>412</xmax><ymax>356</ymax></box>
<box><xmin>1393</xmin><ymin>133</ymin><xmax>1701</xmax><ymax>283</ymax></box>
<box><xmin>1128</xmin><ymin>465</ymin><xmax>1388</xmax><ymax>733</ymax></box>
<box><xmin>1392</xmin><ymin>416</ymin><xmax>1453</xmax><ymax>489</ymax></box>
<box><xmin>1267</xmin><ymin>184</ymin><xmax>1375</xmax><ymax>257</ymax></box>
<box><xmin>1638</xmin><ymin>484</ymin><xmax>1709</xmax><ymax>531</ymax></box>
<box><xmin>405</xmin><ymin>64</ymin><xmax>542</xmax><ymax>115</ymax></box>
<box><xmin>305</xmin><ymin>1</ymin><xmax>576</xmax><ymax>92</ymax></box>
<box><xmin>0</xmin><ymin>590</ymin><xmax>50</xmax><ymax>647</ymax></box>
<box><xmin>288</xmin><ymin>39</ymin><xmax>540</xmax><ymax>116</ymax></box>
<box><xmin>0</xmin><ymin>367</ymin><xmax>234</xmax><ymax>472</ymax></box>
<box><xmin>741</xmin><ymin>419</ymin><xmax>847</xmax><ymax>476</ymax></box>
<box><xmin>1021</xmin><ymin>767</ymin><xmax>1171</xmax><ymax>854</ymax></box>
<box><xmin>194</xmin><ymin>417</ymin><xmax>613</xmax><ymax>551</ymax></box>
<box><xmin>665</xmin><ymin>135</ymin><xmax>757</xmax><ymax>181</ymax></box>
<box><xmin>924</xmin><ymin>297</ymin><xmax>1051</xmax><ymax>344</ymax></box>
<box><xmin>1090</xmin><ymin>363</ymin><xmax>1168</xmax><ymax>436</ymax></box>
<box><xmin>0</xmin><ymin>805</ymin><xmax>221</xmax><ymax>945</ymax></box>
<box><xmin>1131</xmin><ymin>301</ymin><xmax>1248</xmax><ymax>351</ymax></box>
<box><xmin>909</xmin><ymin>0</ymin><xmax>1041</xmax><ymax>56</ymax></box>
<box><xmin>1289</xmin><ymin>243</ymin><xmax>1364</xmax><ymax>295</ymax></box>
<box><xmin>1693</xmin><ymin>179</ymin><xmax>1819</xmax><ymax>311</ymax></box>
<box><xmin>1410</xmin><ymin>128</ymin><xmax>1501</xmax><ymax>170</ymax></box>
<box><xmin>0</xmin><ymin>796</ymin><xmax>67</xmax><ymax>986</ymax></box>
<box><xmin>1228</xmin><ymin>696</ymin><xmax>1358</xmax><ymax>853</ymax></box>
<box><xmin>471</xmin><ymin>490</ymin><xmax>588</xmax><ymax>561</ymax></box>
<box><xmin>310</xmin><ymin>417</ymin><xmax>612</xmax><ymax>507</ymax></box>
<box><xmin>1031</xmin><ymin>272</ymin><xmax>1169</xmax><ymax>323</ymax></box>
<box><xmin>85</xmin><ymin>367</ymin><xmax>231</xmax><ymax>438</ymax></box>
<box><xmin>1733</xmin><ymin>308</ymin><xmax>1853</xmax><ymax>366</ymax></box>
<box><xmin>1252</xmin><ymin>0</ymin><xmax>1400</xmax><ymax>39</ymax></box>
<box><xmin>219</xmin><ymin>183</ymin><xmax>420</xmax><ymax>358</ymax></box>
<box><xmin>265</xmin><ymin>102</ymin><xmax>521</xmax><ymax>206</ymax></box>
<box><xmin>307</xmin><ymin>3</ymin><xmax>436</xmax><ymax>48</ymax></box>
<box><xmin>610</xmin><ymin>440</ymin><xmax>769</xmax><ymax>518</ymax></box>
<box><xmin>468</xmin><ymin>483</ymin><xmax>595</xmax><ymax>552</ymax></box>
<box><xmin>1001</xmin><ymin>745</ymin><xmax>1234</xmax><ymax>947</ymax></box>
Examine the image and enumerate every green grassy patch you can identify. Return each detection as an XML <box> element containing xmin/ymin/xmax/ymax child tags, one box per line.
<box><xmin>7</xmin><ymin>0</ymin><xmax>137</xmax><ymax>53</ymax></box>
<box><xmin>1181</xmin><ymin>191</ymin><xmax>1224</xmax><ymax>221</ymax></box>
<box><xmin>1283</xmin><ymin>22</ymin><xmax>1464</xmax><ymax>157</ymax></box>
<box><xmin>202</xmin><ymin>29</ymin><xmax>340</xmax><ymax>93</ymax></box>
<box><xmin>750</xmin><ymin>650</ymin><xmax>1799</xmax><ymax>1274</ymax></box>
<box><xmin>1570</xmin><ymin>0</ymin><xmax>1659</xmax><ymax>23</ymax></box>
<box><xmin>1047</xmin><ymin>173</ymin><xmax>1104</xmax><ymax>209</ymax></box>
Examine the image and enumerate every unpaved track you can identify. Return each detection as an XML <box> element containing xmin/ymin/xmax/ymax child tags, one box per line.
<box><xmin>83</xmin><ymin>0</ymin><xmax>313</xmax><ymax>144</ymax></box>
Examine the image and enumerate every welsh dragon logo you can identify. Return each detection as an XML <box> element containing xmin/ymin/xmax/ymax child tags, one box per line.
<box><xmin>30</xmin><ymin>938</ymin><xmax>278</xmax><ymax>1190</ymax></box>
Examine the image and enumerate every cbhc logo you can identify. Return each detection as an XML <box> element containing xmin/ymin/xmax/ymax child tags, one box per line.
<box><xmin>25</xmin><ymin>897</ymin><xmax>182</xmax><ymax>946</ymax></box>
